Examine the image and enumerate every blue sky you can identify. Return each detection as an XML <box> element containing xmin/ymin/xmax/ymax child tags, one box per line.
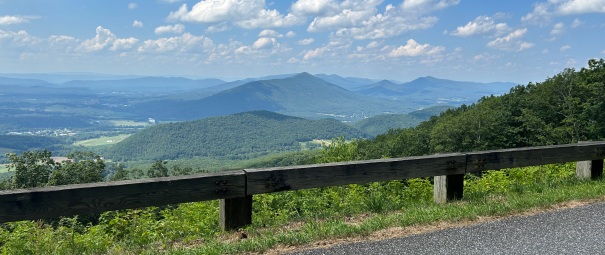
<box><xmin>0</xmin><ymin>0</ymin><xmax>604</xmax><ymax>83</ymax></box>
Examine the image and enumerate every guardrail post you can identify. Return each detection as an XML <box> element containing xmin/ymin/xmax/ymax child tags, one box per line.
<box><xmin>576</xmin><ymin>160</ymin><xmax>603</xmax><ymax>180</ymax></box>
<box><xmin>219</xmin><ymin>195</ymin><xmax>252</xmax><ymax>231</ymax></box>
<box><xmin>434</xmin><ymin>174</ymin><xmax>464</xmax><ymax>203</ymax></box>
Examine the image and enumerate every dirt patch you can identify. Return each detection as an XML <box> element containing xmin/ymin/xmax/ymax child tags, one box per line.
<box><xmin>263</xmin><ymin>196</ymin><xmax>605</xmax><ymax>255</ymax></box>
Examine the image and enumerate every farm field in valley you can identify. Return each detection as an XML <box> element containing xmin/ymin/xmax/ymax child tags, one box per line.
<box><xmin>74</xmin><ymin>134</ymin><xmax>131</xmax><ymax>148</ymax></box>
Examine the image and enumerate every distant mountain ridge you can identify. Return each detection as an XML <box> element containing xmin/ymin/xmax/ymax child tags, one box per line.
<box><xmin>353</xmin><ymin>105</ymin><xmax>453</xmax><ymax>137</ymax></box>
<box><xmin>105</xmin><ymin>110</ymin><xmax>369</xmax><ymax>161</ymax></box>
<box><xmin>133</xmin><ymin>72</ymin><xmax>412</xmax><ymax>121</ymax></box>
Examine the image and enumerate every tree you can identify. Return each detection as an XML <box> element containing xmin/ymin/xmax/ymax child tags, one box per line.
<box><xmin>6</xmin><ymin>150</ymin><xmax>58</xmax><ymax>189</ymax></box>
<box><xmin>147</xmin><ymin>160</ymin><xmax>169</xmax><ymax>178</ymax></box>
<box><xmin>48</xmin><ymin>151</ymin><xmax>105</xmax><ymax>186</ymax></box>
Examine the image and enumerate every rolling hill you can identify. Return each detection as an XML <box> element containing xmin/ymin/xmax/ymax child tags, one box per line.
<box><xmin>132</xmin><ymin>72</ymin><xmax>413</xmax><ymax>121</ymax></box>
<box><xmin>353</xmin><ymin>105</ymin><xmax>453</xmax><ymax>137</ymax></box>
<box><xmin>105</xmin><ymin>110</ymin><xmax>369</xmax><ymax>161</ymax></box>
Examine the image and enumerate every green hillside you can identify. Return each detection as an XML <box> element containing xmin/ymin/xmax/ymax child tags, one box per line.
<box><xmin>353</xmin><ymin>105</ymin><xmax>453</xmax><ymax>137</ymax></box>
<box><xmin>355</xmin><ymin>59</ymin><xmax>605</xmax><ymax>159</ymax></box>
<box><xmin>105</xmin><ymin>110</ymin><xmax>368</xmax><ymax>161</ymax></box>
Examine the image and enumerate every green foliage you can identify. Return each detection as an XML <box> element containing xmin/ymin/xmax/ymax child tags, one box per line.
<box><xmin>5</xmin><ymin>150</ymin><xmax>57</xmax><ymax>189</ymax></box>
<box><xmin>147</xmin><ymin>160</ymin><xmax>169</xmax><ymax>178</ymax></box>
<box><xmin>106</xmin><ymin>111</ymin><xmax>368</xmax><ymax>162</ymax></box>
<box><xmin>48</xmin><ymin>151</ymin><xmax>105</xmax><ymax>186</ymax></box>
<box><xmin>352</xmin><ymin>105</ymin><xmax>452</xmax><ymax>137</ymax></box>
<box><xmin>4</xmin><ymin>150</ymin><xmax>105</xmax><ymax>189</ymax></box>
<box><xmin>317</xmin><ymin>136</ymin><xmax>359</xmax><ymax>163</ymax></box>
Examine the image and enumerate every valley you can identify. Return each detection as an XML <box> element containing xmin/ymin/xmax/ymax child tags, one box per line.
<box><xmin>0</xmin><ymin>71</ymin><xmax>515</xmax><ymax>170</ymax></box>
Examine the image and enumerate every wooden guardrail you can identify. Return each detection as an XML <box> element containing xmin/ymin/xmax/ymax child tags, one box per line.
<box><xmin>1</xmin><ymin>141</ymin><xmax>605</xmax><ymax>230</ymax></box>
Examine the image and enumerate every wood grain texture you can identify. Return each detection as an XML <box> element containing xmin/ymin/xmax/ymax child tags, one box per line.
<box><xmin>434</xmin><ymin>174</ymin><xmax>464</xmax><ymax>204</ymax></box>
<box><xmin>220</xmin><ymin>196</ymin><xmax>252</xmax><ymax>231</ymax></box>
<box><xmin>245</xmin><ymin>153</ymin><xmax>466</xmax><ymax>195</ymax></box>
<box><xmin>465</xmin><ymin>142</ymin><xmax>605</xmax><ymax>173</ymax></box>
<box><xmin>0</xmin><ymin>171</ymin><xmax>245</xmax><ymax>223</ymax></box>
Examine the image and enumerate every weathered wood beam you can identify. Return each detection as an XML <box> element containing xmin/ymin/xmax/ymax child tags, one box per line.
<box><xmin>434</xmin><ymin>174</ymin><xmax>464</xmax><ymax>204</ymax></box>
<box><xmin>245</xmin><ymin>153</ymin><xmax>466</xmax><ymax>195</ymax></box>
<box><xmin>0</xmin><ymin>171</ymin><xmax>245</xmax><ymax>223</ymax></box>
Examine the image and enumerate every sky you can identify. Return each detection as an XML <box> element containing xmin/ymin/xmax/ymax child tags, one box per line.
<box><xmin>0</xmin><ymin>0</ymin><xmax>604</xmax><ymax>83</ymax></box>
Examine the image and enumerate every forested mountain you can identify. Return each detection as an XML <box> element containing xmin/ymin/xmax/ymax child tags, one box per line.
<box><xmin>105</xmin><ymin>110</ymin><xmax>368</xmax><ymax>161</ymax></box>
<box><xmin>313</xmin><ymin>74</ymin><xmax>377</xmax><ymax>90</ymax></box>
<box><xmin>132</xmin><ymin>72</ymin><xmax>411</xmax><ymax>121</ymax></box>
<box><xmin>353</xmin><ymin>59</ymin><xmax>605</xmax><ymax>159</ymax></box>
<box><xmin>353</xmin><ymin>105</ymin><xmax>453</xmax><ymax>137</ymax></box>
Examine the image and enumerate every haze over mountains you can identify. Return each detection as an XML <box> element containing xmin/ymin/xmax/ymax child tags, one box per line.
<box><xmin>0</xmin><ymin>71</ymin><xmax>516</xmax><ymax>127</ymax></box>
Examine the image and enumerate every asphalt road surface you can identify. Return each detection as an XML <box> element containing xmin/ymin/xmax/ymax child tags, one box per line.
<box><xmin>288</xmin><ymin>202</ymin><xmax>605</xmax><ymax>255</ymax></box>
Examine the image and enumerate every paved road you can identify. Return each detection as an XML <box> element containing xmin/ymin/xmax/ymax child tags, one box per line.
<box><xmin>288</xmin><ymin>202</ymin><xmax>605</xmax><ymax>255</ymax></box>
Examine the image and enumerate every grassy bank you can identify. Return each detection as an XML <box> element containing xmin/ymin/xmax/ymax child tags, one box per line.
<box><xmin>2</xmin><ymin>163</ymin><xmax>605</xmax><ymax>254</ymax></box>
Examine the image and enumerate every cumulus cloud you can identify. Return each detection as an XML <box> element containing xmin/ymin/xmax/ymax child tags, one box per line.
<box><xmin>560</xmin><ymin>45</ymin><xmax>571</xmax><ymax>51</ymax></box>
<box><xmin>523</xmin><ymin>0</ymin><xmax>605</xmax><ymax>23</ymax></box>
<box><xmin>159</xmin><ymin>0</ymin><xmax>183</xmax><ymax>3</ymax></box>
<box><xmin>138</xmin><ymin>32</ymin><xmax>214</xmax><ymax>53</ymax></box>
<box><xmin>450</xmin><ymin>16</ymin><xmax>509</xmax><ymax>37</ymax></box>
<box><xmin>252</xmin><ymin>37</ymin><xmax>276</xmax><ymax>49</ymax></box>
<box><xmin>0</xmin><ymin>15</ymin><xmax>40</xmax><ymax>25</ymax></box>
<box><xmin>306</xmin><ymin>0</ymin><xmax>453</xmax><ymax>40</ymax></box>
<box><xmin>258</xmin><ymin>29</ymin><xmax>281</xmax><ymax>37</ymax></box>
<box><xmin>0</xmin><ymin>29</ymin><xmax>40</xmax><ymax>46</ymax></box>
<box><xmin>571</xmin><ymin>18</ymin><xmax>583</xmax><ymax>28</ymax></box>
<box><xmin>168</xmin><ymin>0</ymin><xmax>303</xmax><ymax>29</ymax></box>
<box><xmin>285</xmin><ymin>31</ymin><xmax>296</xmax><ymax>37</ymax></box>
<box><xmin>155</xmin><ymin>24</ymin><xmax>185</xmax><ymax>34</ymax></box>
<box><xmin>486</xmin><ymin>28</ymin><xmax>534</xmax><ymax>51</ymax></box>
<box><xmin>303</xmin><ymin>47</ymin><xmax>326</xmax><ymax>60</ymax></box>
<box><xmin>297</xmin><ymin>38</ymin><xmax>314</xmax><ymax>45</ymax></box>
<box><xmin>133</xmin><ymin>20</ymin><xmax>144</xmax><ymax>28</ymax></box>
<box><xmin>79</xmin><ymin>26</ymin><xmax>138</xmax><ymax>52</ymax></box>
<box><xmin>401</xmin><ymin>0</ymin><xmax>460</xmax><ymax>13</ymax></box>
<box><xmin>291</xmin><ymin>0</ymin><xmax>338</xmax><ymax>16</ymax></box>
<box><xmin>388</xmin><ymin>39</ymin><xmax>444</xmax><ymax>57</ymax></box>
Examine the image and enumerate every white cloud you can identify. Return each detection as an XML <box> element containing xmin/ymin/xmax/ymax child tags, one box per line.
<box><xmin>110</xmin><ymin>38</ymin><xmax>139</xmax><ymax>51</ymax></box>
<box><xmin>0</xmin><ymin>15</ymin><xmax>40</xmax><ymax>25</ymax></box>
<box><xmin>168</xmin><ymin>0</ymin><xmax>303</xmax><ymax>29</ymax></box>
<box><xmin>285</xmin><ymin>31</ymin><xmax>296</xmax><ymax>37</ymax></box>
<box><xmin>303</xmin><ymin>47</ymin><xmax>326</xmax><ymax>60</ymax></box>
<box><xmin>401</xmin><ymin>0</ymin><xmax>460</xmax><ymax>12</ymax></box>
<box><xmin>305</xmin><ymin>0</ymin><xmax>455</xmax><ymax>40</ymax></box>
<box><xmin>291</xmin><ymin>0</ymin><xmax>338</xmax><ymax>16</ymax></box>
<box><xmin>252</xmin><ymin>37</ymin><xmax>276</xmax><ymax>49</ymax></box>
<box><xmin>523</xmin><ymin>0</ymin><xmax>605</xmax><ymax>23</ymax></box>
<box><xmin>450</xmin><ymin>16</ymin><xmax>509</xmax><ymax>37</ymax></box>
<box><xmin>133</xmin><ymin>20</ymin><xmax>144</xmax><ymax>28</ymax></box>
<box><xmin>128</xmin><ymin>3</ymin><xmax>137</xmax><ymax>10</ymax></box>
<box><xmin>159</xmin><ymin>0</ymin><xmax>183</xmax><ymax>3</ymax></box>
<box><xmin>0</xmin><ymin>29</ymin><xmax>39</xmax><ymax>46</ymax></box>
<box><xmin>79</xmin><ymin>26</ymin><xmax>116</xmax><ymax>52</ymax></box>
<box><xmin>258</xmin><ymin>29</ymin><xmax>281</xmax><ymax>37</ymax></box>
<box><xmin>287</xmin><ymin>57</ymin><xmax>301</xmax><ymax>63</ymax></box>
<box><xmin>388</xmin><ymin>39</ymin><xmax>444</xmax><ymax>57</ymax></box>
<box><xmin>560</xmin><ymin>45</ymin><xmax>571</xmax><ymax>51</ymax></box>
<box><xmin>138</xmin><ymin>32</ymin><xmax>214</xmax><ymax>53</ymax></box>
<box><xmin>487</xmin><ymin>28</ymin><xmax>534</xmax><ymax>51</ymax></box>
<box><xmin>155</xmin><ymin>24</ymin><xmax>185</xmax><ymax>34</ymax></box>
<box><xmin>79</xmin><ymin>26</ymin><xmax>139</xmax><ymax>52</ymax></box>
<box><xmin>297</xmin><ymin>38</ymin><xmax>314</xmax><ymax>45</ymax></box>
<box><xmin>571</xmin><ymin>18</ymin><xmax>583</xmax><ymax>28</ymax></box>
<box><xmin>550</xmin><ymin>22</ymin><xmax>565</xmax><ymax>35</ymax></box>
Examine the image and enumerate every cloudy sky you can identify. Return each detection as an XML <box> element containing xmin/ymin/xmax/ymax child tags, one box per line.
<box><xmin>1</xmin><ymin>0</ymin><xmax>604</xmax><ymax>83</ymax></box>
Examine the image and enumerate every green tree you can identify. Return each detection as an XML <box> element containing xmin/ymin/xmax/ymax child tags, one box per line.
<box><xmin>148</xmin><ymin>160</ymin><xmax>169</xmax><ymax>178</ymax></box>
<box><xmin>6</xmin><ymin>150</ymin><xmax>58</xmax><ymax>189</ymax></box>
<box><xmin>109</xmin><ymin>163</ymin><xmax>128</xmax><ymax>181</ymax></box>
<box><xmin>48</xmin><ymin>151</ymin><xmax>105</xmax><ymax>186</ymax></box>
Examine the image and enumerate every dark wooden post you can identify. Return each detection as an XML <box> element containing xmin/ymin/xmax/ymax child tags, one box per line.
<box><xmin>576</xmin><ymin>159</ymin><xmax>603</xmax><ymax>180</ymax></box>
<box><xmin>219</xmin><ymin>195</ymin><xmax>253</xmax><ymax>231</ymax></box>
<box><xmin>434</xmin><ymin>174</ymin><xmax>464</xmax><ymax>203</ymax></box>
